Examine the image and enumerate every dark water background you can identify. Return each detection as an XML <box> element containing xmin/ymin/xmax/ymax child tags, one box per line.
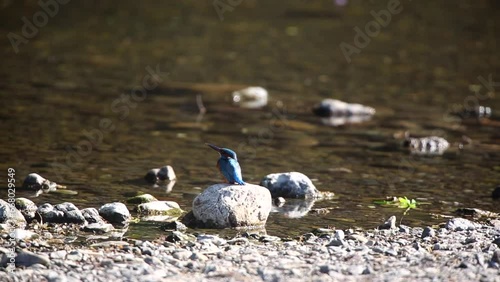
<box><xmin>0</xmin><ymin>0</ymin><xmax>499</xmax><ymax>239</ymax></box>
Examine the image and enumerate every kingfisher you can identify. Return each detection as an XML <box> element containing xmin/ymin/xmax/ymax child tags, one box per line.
<box><xmin>206</xmin><ymin>143</ymin><xmax>245</xmax><ymax>185</ymax></box>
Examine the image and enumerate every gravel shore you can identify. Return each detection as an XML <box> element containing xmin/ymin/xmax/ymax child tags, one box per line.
<box><xmin>1</xmin><ymin>217</ymin><xmax>500</xmax><ymax>281</ymax></box>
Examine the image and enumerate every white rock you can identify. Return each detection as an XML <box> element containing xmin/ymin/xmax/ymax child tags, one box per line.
<box><xmin>232</xmin><ymin>86</ymin><xmax>268</xmax><ymax>109</ymax></box>
<box><xmin>192</xmin><ymin>183</ymin><xmax>272</xmax><ymax>228</ymax></box>
<box><xmin>260</xmin><ymin>172</ymin><xmax>320</xmax><ymax>199</ymax></box>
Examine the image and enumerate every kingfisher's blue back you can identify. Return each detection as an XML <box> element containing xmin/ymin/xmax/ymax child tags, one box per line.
<box><xmin>207</xmin><ymin>143</ymin><xmax>245</xmax><ymax>185</ymax></box>
<box><xmin>218</xmin><ymin>157</ymin><xmax>245</xmax><ymax>185</ymax></box>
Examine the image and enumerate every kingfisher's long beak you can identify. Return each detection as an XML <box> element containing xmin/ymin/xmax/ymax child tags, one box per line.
<box><xmin>206</xmin><ymin>143</ymin><xmax>222</xmax><ymax>152</ymax></box>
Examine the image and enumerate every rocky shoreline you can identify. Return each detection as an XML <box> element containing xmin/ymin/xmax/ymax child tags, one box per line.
<box><xmin>1</xmin><ymin>215</ymin><xmax>499</xmax><ymax>281</ymax></box>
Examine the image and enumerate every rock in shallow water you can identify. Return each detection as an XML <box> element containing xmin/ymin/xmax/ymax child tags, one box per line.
<box><xmin>190</xmin><ymin>183</ymin><xmax>272</xmax><ymax>228</ymax></box>
<box><xmin>127</xmin><ymin>194</ymin><xmax>158</xmax><ymax>204</ymax></box>
<box><xmin>136</xmin><ymin>201</ymin><xmax>183</xmax><ymax>216</ymax></box>
<box><xmin>313</xmin><ymin>99</ymin><xmax>375</xmax><ymax>117</ymax></box>
<box><xmin>232</xmin><ymin>86</ymin><xmax>268</xmax><ymax>109</ymax></box>
<box><xmin>260</xmin><ymin>172</ymin><xmax>321</xmax><ymax>199</ymax></box>
<box><xmin>144</xmin><ymin>166</ymin><xmax>176</xmax><ymax>184</ymax></box>
<box><xmin>403</xmin><ymin>136</ymin><xmax>449</xmax><ymax>155</ymax></box>
<box><xmin>98</xmin><ymin>203</ymin><xmax>131</xmax><ymax>226</ymax></box>
<box><xmin>22</xmin><ymin>173</ymin><xmax>64</xmax><ymax>192</ymax></box>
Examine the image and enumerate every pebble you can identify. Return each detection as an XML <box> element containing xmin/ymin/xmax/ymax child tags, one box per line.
<box><xmin>421</xmin><ymin>226</ymin><xmax>435</xmax><ymax>238</ymax></box>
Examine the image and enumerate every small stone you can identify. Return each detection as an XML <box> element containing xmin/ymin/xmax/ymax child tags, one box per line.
<box><xmin>98</xmin><ymin>202</ymin><xmax>131</xmax><ymax>225</ymax></box>
<box><xmin>334</xmin><ymin>230</ymin><xmax>345</xmax><ymax>241</ymax></box>
<box><xmin>493</xmin><ymin>238</ymin><xmax>500</xmax><ymax>247</ymax></box>
<box><xmin>22</xmin><ymin>173</ymin><xmax>57</xmax><ymax>191</ymax></box>
<box><xmin>157</xmin><ymin>166</ymin><xmax>176</xmax><ymax>181</ymax></box>
<box><xmin>66</xmin><ymin>250</ymin><xmax>83</xmax><ymax>261</ymax></box>
<box><xmin>161</xmin><ymin>221</ymin><xmax>187</xmax><ymax>231</ymax></box>
<box><xmin>378</xmin><ymin>216</ymin><xmax>396</xmax><ymax>230</ymax></box>
<box><xmin>173</xmin><ymin>250</ymin><xmax>193</xmax><ymax>260</ymax></box>
<box><xmin>327</xmin><ymin>239</ymin><xmax>344</xmax><ymax>247</ymax></box>
<box><xmin>274</xmin><ymin>197</ymin><xmax>286</xmax><ymax>207</ymax></box>
<box><xmin>319</xmin><ymin>265</ymin><xmax>330</xmax><ymax>274</ymax></box>
<box><xmin>421</xmin><ymin>227</ymin><xmax>435</xmax><ymax>238</ymax></box>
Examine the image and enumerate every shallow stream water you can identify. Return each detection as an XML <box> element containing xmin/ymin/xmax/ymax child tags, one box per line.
<box><xmin>1</xmin><ymin>0</ymin><xmax>499</xmax><ymax>239</ymax></box>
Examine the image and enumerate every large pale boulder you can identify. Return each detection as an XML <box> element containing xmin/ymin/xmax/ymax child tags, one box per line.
<box><xmin>191</xmin><ymin>183</ymin><xmax>272</xmax><ymax>228</ymax></box>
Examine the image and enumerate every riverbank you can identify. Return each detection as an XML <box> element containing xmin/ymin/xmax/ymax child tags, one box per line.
<box><xmin>1</xmin><ymin>216</ymin><xmax>499</xmax><ymax>281</ymax></box>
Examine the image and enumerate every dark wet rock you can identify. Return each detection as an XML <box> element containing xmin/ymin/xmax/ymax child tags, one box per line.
<box><xmin>492</xmin><ymin>250</ymin><xmax>500</xmax><ymax>264</ymax></box>
<box><xmin>37</xmin><ymin>203</ymin><xmax>85</xmax><ymax>224</ymax></box>
<box><xmin>127</xmin><ymin>194</ymin><xmax>158</xmax><ymax>204</ymax></box>
<box><xmin>403</xmin><ymin>135</ymin><xmax>449</xmax><ymax>155</ymax></box>
<box><xmin>445</xmin><ymin>218</ymin><xmax>481</xmax><ymax>231</ymax></box>
<box><xmin>14</xmin><ymin>198</ymin><xmax>37</xmax><ymax>221</ymax></box>
<box><xmin>492</xmin><ymin>186</ymin><xmax>500</xmax><ymax>199</ymax></box>
<box><xmin>144</xmin><ymin>166</ymin><xmax>176</xmax><ymax>184</ymax></box>
<box><xmin>136</xmin><ymin>201</ymin><xmax>183</xmax><ymax>216</ymax></box>
<box><xmin>22</xmin><ymin>173</ymin><xmax>64</xmax><ymax>192</ymax></box>
<box><xmin>81</xmin><ymin>208</ymin><xmax>106</xmax><ymax>224</ymax></box>
<box><xmin>312</xmin><ymin>99</ymin><xmax>375</xmax><ymax>117</ymax></box>
<box><xmin>165</xmin><ymin>231</ymin><xmax>196</xmax><ymax>243</ymax></box>
<box><xmin>55</xmin><ymin>202</ymin><xmax>85</xmax><ymax>224</ymax></box>
<box><xmin>0</xmin><ymin>250</ymin><xmax>50</xmax><ymax>267</ymax></box>
<box><xmin>190</xmin><ymin>183</ymin><xmax>272</xmax><ymax>228</ymax></box>
<box><xmin>493</xmin><ymin>238</ymin><xmax>500</xmax><ymax>248</ymax></box>
<box><xmin>98</xmin><ymin>203</ymin><xmax>131</xmax><ymax>226</ymax></box>
<box><xmin>161</xmin><ymin>221</ymin><xmax>187</xmax><ymax>231</ymax></box>
<box><xmin>378</xmin><ymin>215</ymin><xmax>396</xmax><ymax>230</ymax></box>
<box><xmin>232</xmin><ymin>86</ymin><xmax>268</xmax><ymax>109</ymax></box>
<box><xmin>82</xmin><ymin>223</ymin><xmax>115</xmax><ymax>234</ymax></box>
<box><xmin>0</xmin><ymin>199</ymin><xmax>27</xmax><ymax>229</ymax></box>
<box><xmin>421</xmin><ymin>226</ymin><xmax>435</xmax><ymax>238</ymax></box>
<box><xmin>260</xmin><ymin>172</ymin><xmax>321</xmax><ymax>199</ymax></box>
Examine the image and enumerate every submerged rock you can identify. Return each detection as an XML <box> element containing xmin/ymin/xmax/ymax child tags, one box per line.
<box><xmin>0</xmin><ymin>199</ymin><xmax>27</xmax><ymax>229</ymax></box>
<box><xmin>190</xmin><ymin>183</ymin><xmax>272</xmax><ymax>228</ymax></box>
<box><xmin>260</xmin><ymin>172</ymin><xmax>321</xmax><ymax>199</ymax></box>
<box><xmin>98</xmin><ymin>203</ymin><xmax>131</xmax><ymax>226</ymax></box>
<box><xmin>127</xmin><ymin>194</ymin><xmax>158</xmax><ymax>204</ymax></box>
<box><xmin>232</xmin><ymin>86</ymin><xmax>268</xmax><ymax>109</ymax></box>
<box><xmin>453</xmin><ymin>105</ymin><xmax>492</xmax><ymax>119</ymax></box>
<box><xmin>313</xmin><ymin>99</ymin><xmax>375</xmax><ymax>117</ymax></box>
<box><xmin>403</xmin><ymin>135</ymin><xmax>449</xmax><ymax>155</ymax></box>
<box><xmin>14</xmin><ymin>198</ymin><xmax>37</xmax><ymax>222</ymax></box>
<box><xmin>144</xmin><ymin>166</ymin><xmax>176</xmax><ymax>184</ymax></box>
<box><xmin>136</xmin><ymin>201</ymin><xmax>183</xmax><ymax>216</ymax></box>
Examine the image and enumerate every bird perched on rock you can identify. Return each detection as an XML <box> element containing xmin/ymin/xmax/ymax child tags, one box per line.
<box><xmin>206</xmin><ymin>143</ymin><xmax>245</xmax><ymax>185</ymax></box>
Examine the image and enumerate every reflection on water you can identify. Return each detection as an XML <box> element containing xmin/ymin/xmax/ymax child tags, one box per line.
<box><xmin>1</xmin><ymin>1</ymin><xmax>499</xmax><ymax>238</ymax></box>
